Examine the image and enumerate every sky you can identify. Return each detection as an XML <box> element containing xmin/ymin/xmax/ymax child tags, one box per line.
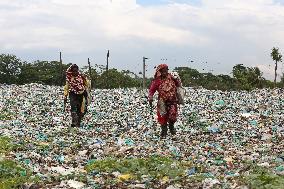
<box><xmin>0</xmin><ymin>0</ymin><xmax>284</xmax><ymax>80</ymax></box>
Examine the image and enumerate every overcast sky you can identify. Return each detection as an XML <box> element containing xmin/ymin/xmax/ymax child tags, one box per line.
<box><xmin>1</xmin><ymin>0</ymin><xmax>284</xmax><ymax>80</ymax></box>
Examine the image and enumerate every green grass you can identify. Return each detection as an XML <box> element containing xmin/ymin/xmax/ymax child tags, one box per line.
<box><xmin>1</xmin><ymin>134</ymin><xmax>284</xmax><ymax>188</ymax></box>
<box><xmin>0</xmin><ymin>159</ymin><xmax>33</xmax><ymax>189</ymax></box>
<box><xmin>239</xmin><ymin>164</ymin><xmax>284</xmax><ymax>189</ymax></box>
<box><xmin>85</xmin><ymin>156</ymin><xmax>284</xmax><ymax>188</ymax></box>
<box><xmin>85</xmin><ymin>156</ymin><xmax>192</xmax><ymax>182</ymax></box>
<box><xmin>0</xmin><ymin>137</ymin><xmax>14</xmax><ymax>154</ymax></box>
<box><xmin>0</xmin><ymin>137</ymin><xmax>35</xmax><ymax>189</ymax></box>
<box><xmin>246</xmin><ymin>172</ymin><xmax>284</xmax><ymax>189</ymax></box>
<box><xmin>0</xmin><ymin>110</ymin><xmax>14</xmax><ymax>120</ymax></box>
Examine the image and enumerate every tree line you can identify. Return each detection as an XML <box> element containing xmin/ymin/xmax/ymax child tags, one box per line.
<box><xmin>0</xmin><ymin>47</ymin><xmax>283</xmax><ymax>91</ymax></box>
<box><xmin>0</xmin><ymin>54</ymin><xmax>146</xmax><ymax>88</ymax></box>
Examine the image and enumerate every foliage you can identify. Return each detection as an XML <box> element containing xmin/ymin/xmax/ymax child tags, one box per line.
<box><xmin>0</xmin><ymin>160</ymin><xmax>33</xmax><ymax>189</ymax></box>
<box><xmin>1</xmin><ymin>52</ymin><xmax>284</xmax><ymax>90</ymax></box>
<box><xmin>0</xmin><ymin>137</ymin><xmax>13</xmax><ymax>154</ymax></box>
<box><xmin>95</xmin><ymin>69</ymin><xmax>141</xmax><ymax>89</ymax></box>
<box><xmin>19</xmin><ymin>61</ymin><xmax>71</xmax><ymax>85</ymax></box>
<box><xmin>271</xmin><ymin>47</ymin><xmax>283</xmax><ymax>85</ymax></box>
<box><xmin>232</xmin><ymin>64</ymin><xmax>265</xmax><ymax>90</ymax></box>
<box><xmin>0</xmin><ymin>54</ymin><xmax>23</xmax><ymax>84</ymax></box>
<box><xmin>174</xmin><ymin>67</ymin><xmax>202</xmax><ymax>87</ymax></box>
<box><xmin>0</xmin><ymin>109</ymin><xmax>14</xmax><ymax>120</ymax></box>
<box><xmin>0</xmin><ymin>137</ymin><xmax>34</xmax><ymax>188</ymax></box>
<box><xmin>241</xmin><ymin>165</ymin><xmax>284</xmax><ymax>189</ymax></box>
<box><xmin>280</xmin><ymin>73</ymin><xmax>284</xmax><ymax>88</ymax></box>
<box><xmin>174</xmin><ymin>67</ymin><xmax>237</xmax><ymax>90</ymax></box>
<box><xmin>85</xmin><ymin>156</ymin><xmax>190</xmax><ymax>181</ymax></box>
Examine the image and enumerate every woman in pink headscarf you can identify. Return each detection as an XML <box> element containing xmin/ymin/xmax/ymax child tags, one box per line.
<box><xmin>63</xmin><ymin>64</ymin><xmax>91</xmax><ymax>127</ymax></box>
<box><xmin>148</xmin><ymin>64</ymin><xmax>181</xmax><ymax>139</ymax></box>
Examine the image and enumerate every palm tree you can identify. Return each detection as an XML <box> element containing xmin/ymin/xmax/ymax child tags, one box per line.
<box><xmin>271</xmin><ymin>47</ymin><xmax>282</xmax><ymax>86</ymax></box>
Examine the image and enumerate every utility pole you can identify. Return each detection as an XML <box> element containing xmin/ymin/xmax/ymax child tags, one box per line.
<box><xmin>106</xmin><ymin>50</ymin><xmax>110</xmax><ymax>88</ymax></box>
<box><xmin>88</xmin><ymin>58</ymin><xmax>92</xmax><ymax>88</ymax></box>
<box><xmin>143</xmin><ymin>56</ymin><xmax>148</xmax><ymax>89</ymax></box>
<box><xmin>106</xmin><ymin>50</ymin><xmax>109</xmax><ymax>71</ymax></box>
<box><xmin>60</xmin><ymin>52</ymin><xmax>63</xmax><ymax>85</ymax></box>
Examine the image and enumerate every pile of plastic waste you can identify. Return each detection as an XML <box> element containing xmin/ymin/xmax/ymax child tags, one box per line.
<box><xmin>0</xmin><ymin>83</ymin><xmax>284</xmax><ymax>188</ymax></box>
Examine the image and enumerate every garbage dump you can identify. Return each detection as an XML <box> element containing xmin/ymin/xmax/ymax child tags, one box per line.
<box><xmin>0</xmin><ymin>83</ymin><xmax>284</xmax><ymax>188</ymax></box>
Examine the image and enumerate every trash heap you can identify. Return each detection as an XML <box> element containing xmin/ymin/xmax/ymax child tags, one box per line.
<box><xmin>0</xmin><ymin>83</ymin><xmax>284</xmax><ymax>188</ymax></box>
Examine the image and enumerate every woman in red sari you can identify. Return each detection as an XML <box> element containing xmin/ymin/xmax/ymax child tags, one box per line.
<box><xmin>148</xmin><ymin>64</ymin><xmax>181</xmax><ymax>139</ymax></box>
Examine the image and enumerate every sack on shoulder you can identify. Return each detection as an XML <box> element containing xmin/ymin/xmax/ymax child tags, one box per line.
<box><xmin>177</xmin><ymin>87</ymin><xmax>186</xmax><ymax>105</ymax></box>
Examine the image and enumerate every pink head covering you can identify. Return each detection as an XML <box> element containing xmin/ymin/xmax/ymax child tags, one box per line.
<box><xmin>65</xmin><ymin>64</ymin><xmax>86</xmax><ymax>94</ymax></box>
<box><xmin>154</xmin><ymin>64</ymin><xmax>168</xmax><ymax>79</ymax></box>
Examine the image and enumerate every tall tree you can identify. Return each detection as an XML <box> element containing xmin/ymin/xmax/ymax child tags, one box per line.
<box><xmin>96</xmin><ymin>69</ymin><xmax>140</xmax><ymax>89</ymax></box>
<box><xmin>232</xmin><ymin>64</ymin><xmax>264</xmax><ymax>90</ymax></box>
<box><xmin>19</xmin><ymin>60</ymin><xmax>70</xmax><ymax>85</ymax></box>
<box><xmin>232</xmin><ymin>64</ymin><xmax>248</xmax><ymax>90</ymax></box>
<box><xmin>174</xmin><ymin>67</ymin><xmax>202</xmax><ymax>87</ymax></box>
<box><xmin>271</xmin><ymin>47</ymin><xmax>282</xmax><ymax>86</ymax></box>
<box><xmin>0</xmin><ymin>54</ymin><xmax>23</xmax><ymax>84</ymax></box>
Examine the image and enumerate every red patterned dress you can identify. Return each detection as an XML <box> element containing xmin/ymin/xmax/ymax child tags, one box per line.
<box><xmin>148</xmin><ymin>73</ymin><xmax>181</xmax><ymax>125</ymax></box>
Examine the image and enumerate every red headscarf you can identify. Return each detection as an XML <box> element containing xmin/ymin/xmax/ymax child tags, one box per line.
<box><xmin>66</xmin><ymin>64</ymin><xmax>86</xmax><ymax>94</ymax></box>
<box><xmin>154</xmin><ymin>64</ymin><xmax>168</xmax><ymax>79</ymax></box>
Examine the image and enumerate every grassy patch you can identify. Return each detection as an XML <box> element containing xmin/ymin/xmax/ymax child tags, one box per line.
<box><xmin>0</xmin><ymin>136</ymin><xmax>14</xmax><ymax>154</ymax></box>
<box><xmin>239</xmin><ymin>164</ymin><xmax>284</xmax><ymax>189</ymax></box>
<box><xmin>0</xmin><ymin>136</ymin><xmax>25</xmax><ymax>154</ymax></box>
<box><xmin>0</xmin><ymin>109</ymin><xmax>14</xmax><ymax>120</ymax></box>
<box><xmin>246</xmin><ymin>173</ymin><xmax>284</xmax><ymax>189</ymax></box>
<box><xmin>0</xmin><ymin>159</ymin><xmax>34</xmax><ymax>188</ymax></box>
<box><xmin>0</xmin><ymin>136</ymin><xmax>35</xmax><ymax>188</ymax></box>
<box><xmin>85</xmin><ymin>156</ymin><xmax>192</xmax><ymax>182</ymax></box>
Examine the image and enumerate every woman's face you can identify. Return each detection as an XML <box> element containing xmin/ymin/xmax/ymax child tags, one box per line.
<box><xmin>160</xmin><ymin>67</ymin><xmax>168</xmax><ymax>78</ymax></box>
<box><xmin>71</xmin><ymin>67</ymin><xmax>79</xmax><ymax>77</ymax></box>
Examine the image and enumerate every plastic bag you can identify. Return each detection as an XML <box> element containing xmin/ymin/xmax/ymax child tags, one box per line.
<box><xmin>158</xmin><ymin>99</ymin><xmax>167</xmax><ymax>115</ymax></box>
<box><xmin>171</xmin><ymin>71</ymin><xmax>185</xmax><ymax>104</ymax></box>
<box><xmin>177</xmin><ymin>87</ymin><xmax>186</xmax><ymax>105</ymax></box>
